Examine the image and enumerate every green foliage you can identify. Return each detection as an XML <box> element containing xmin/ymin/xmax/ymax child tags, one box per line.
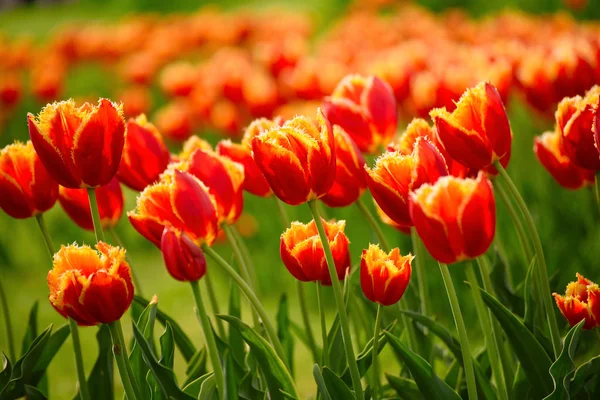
<box><xmin>545</xmin><ymin>320</ymin><xmax>584</xmax><ymax>400</ymax></box>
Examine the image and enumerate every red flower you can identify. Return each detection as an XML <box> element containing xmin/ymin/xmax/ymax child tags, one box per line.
<box><xmin>251</xmin><ymin>109</ymin><xmax>335</xmax><ymax>205</ymax></box>
<box><xmin>117</xmin><ymin>115</ymin><xmax>171</xmax><ymax>191</ymax></box>
<box><xmin>0</xmin><ymin>71</ymin><xmax>22</xmax><ymax>108</ymax></box>
<box><xmin>159</xmin><ymin>62</ymin><xmax>198</xmax><ymax>98</ymax></box>
<box><xmin>0</xmin><ymin>141</ymin><xmax>58</xmax><ymax>219</ymax></box>
<box><xmin>409</xmin><ymin>172</ymin><xmax>496</xmax><ymax>264</ymax></box>
<box><xmin>374</xmin><ymin>203</ymin><xmax>411</xmax><ymax>235</ymax></box>
<box><xmin>154</xmin><ymin>101</ymin><xmax>194</xmax><ymax>142</ymax></box>
<box><xmin>28</xmin><ymin>99</ymin><xmax>126</xmax><ymax>188</ymax></box>
<box><xmin>360</xmin><ymin>244</ymin><xmax>412</xmax><ymax>306</ymax></box>
<box><xmin>47</xmin><ymin>242</ymin><xmax>134</xmax><ymax>326</ymax></box>
<box><xmin>280</xmin><ymin>218</ymin><xmax>350</xmax><ymax>285</ymax></box>
<box><xmin>59</xmin><ymin>177</ymin><xmax>123</xmax><ymax>231</ymax></box>
<box><xmin>322</xmin><ymin>74</ymin><xmax>397</xmax><ymax>154</ymax></box>
<box><xmin>553</xmin><ymin>273</ymin><xmax>600</xmax><ymax>330</ymax></box>
<box><xmin>161</xmin><ymin>226</ymin><xmax>207</xmax><ymax>282</ymax></box>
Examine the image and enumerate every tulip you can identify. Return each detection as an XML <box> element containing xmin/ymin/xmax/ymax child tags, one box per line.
<box><xmin>365</xmin><ymin>137</ymin><xmax>448</xmax><ymax>227</ymax></box>
<box><xmin>159</xmin><ymin>62</ymin><xmax>198</xmax><ymax>98</ymax></box>
<box><xmin>322</xmin><ymin>74</ymin><xmax>397</xmax><ymax>154</ymax></box>
<box><xmin>410</xmin><ymin>172</ymin><xmax>495</xmax><ymax>264</ymax></box>
<box><xmin>360</xmin><ymin>244</ymin><xmax>412</xmax><ymax>306</ymax></box>
<box><xmin>217</xmin><ymin>139</ymin><xmax>271</xmax><ymax>197</ymax></box>
<box><xmin>47</xmin><ymin>242</ymin><xmax>134</xmax><ymax>326</ymax></box>
<box><xmin>0</xmin><ymin>141</ymin><xmax>59</xmax><ymax>219</ymax></box>
<box><xmin>161</xmin><ymin>226</ymin><xmax>207</xmax><ymax>282</ymax></box>
<box><xmin>534</xmin><ymin>129</ymin><xmax>595</xmax><ymax>190</ymax></box>
<box><xmin>27</xmin><ymin>99</ymin><xmax>126</xmax><ymax>188</ymax></box>
<box><xmin>59</xmin><ymin>177</ymin><xmax>123</xmax><ymax>231</ymax></box>
<box><xmin>553</xmin><ymin>273</ymin><xmax>600</xmax><ymax>330</ymax></box>
<box><xmin>556</xmin><ymin>85</ymin><xmax>600</xmax><ymax>171</ymax></box>
<box><xmin>117</xmin><ymin>115</ymin><xmax>171</xmax><ymax>191</ymax></box>
<box><xmin>0</xmin><ymin>71</ymin><xmax>22</xmax><ymax>108</ymax></box>
<box><xmin>280</xmin><ymin>218</ymin><xmax>349</xmax><ymax>285</ymax></box>
<box><xmin>430</xmin><ymin>82</ymin><xmax>512</xmax><ymax>172</ymax></box>
<box><xmin>251</xmin><ymin>109</ymin><xmax>335</xmax><ymax>205</ymax></box>
<box><xmin>118</xmin><ymin>86</ymin><xmax>151</xmax><ymax>118</ymax></box>
<box><xmin>374</xmin><ymin>203</ymin><xmax>411</xmax><ymax>235</ymax></box>
<box><xmin>154</xmin><ymin>101</ymin><xmax>194</xmax><ymax>142</ymax></box>
<box><xmin>180</xmin><ymin>136</ymin><xmax>213</xmax><ymax>160</ymax></box>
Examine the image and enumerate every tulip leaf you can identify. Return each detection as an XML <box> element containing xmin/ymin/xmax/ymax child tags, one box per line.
<box><xmin>228</xmin><ymin>277</ymin><xmax>246</xmax><ymax>368</ymax></box>
<box><xmin>511</xmin><ymin>363</ymin><xmax>532</xmax><ymax>400</ymax></box>
<box><xmin>398</xmin><ymin>310</ymin><xmax>462</xmax><ymax>359</ymax></box>
<box><xmin>31</xmin><ymin>323</ymin><xmax>69</xmax><ymax>382</ymax></box>
<box><xmin>313</xmin><ymin>364</ymin><xmax>332</xmax><ymax>400</ymax></box>
<box><xmin>183</xmin><ymin>348</ymin><xmax>207</xmax><ymax>387</ymax></box>
<box><xmin>24</xmin><ymin>384</ymin><xmax>47</xmax><ymax>400</ymax></box>
<box><xmin>386</xmin><ymin>374</ymin><xmax>422</xmax><ymax>400</ymax></box>
<box><xmin>74</xmin><ymin>325</ymin><xmax>113</xmax><ymax>400</ymax></box>
<box><xmin>239</xmin><ymin>366</ymin><xmax>266</xmax><ymax>400</ymax></box>
<box><xmin>570</xmin><ymin>355</ymin><xmax>600</xmax><ymax>397</ymax></box>
<box><xmin>218</xmin><ymin>314</ymin><xmax>299</xmax><ymax>400</ymax></box>
<box><xmin>322</xmin><ymin>367</ymin><xmax>355</xmax><ymax>400</ymax></box>
<box><xmin>159</xmin><ymin>323</ymin><xmax>175</xmax><ymax>370</ymax></box>
<box><xmin>277</xmin><ymin>293</ymin><xmax>294</xmax><ymax>378</ymax></box>
<box><xmin>183</xmin><ymin>371</ymin><xmax>213</xmax><ymax>398</ymax></box>
<box><xmin>130</xmin><ymin>295</ymin><xmax>158</xmax><ymax>399</ymax></box>
<box><xmin>21</xmin><ymin>301</ymin><xmax>39</xmax><ymax>357</ymax></box>
<box><xmin>544</xmin><ymin>320</ymin><xmax>584</xmax><ymax>400</ymax></box>
<box><xmin>384</xmin><ymin>331</ymin><xmax>462</xmax><ymax>400</ymax></box>
<box><xmin>0</xmin><ymin>353</ymin><xmax>12</xmax><ymax>393</ymax></box>
<box><xmin>198</xmin><ymin>373</ymin><xmax>216</xmax><ymax>400</ymax></box>
<box><xmin>477</xmin><ymin>285</ymin><xmax>553</xmax><ymax>397</ymax></box>
<box><xmin>327</xmin><ymin>315</ymin><xmax>347</xmax><ymax>374</ymax></box>
<box><xmin>523</xmin><ymin>257</ymin><xmax>536</xmax><ymax>332</ymax></box>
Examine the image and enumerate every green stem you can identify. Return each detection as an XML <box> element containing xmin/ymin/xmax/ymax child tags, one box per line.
<box><xmin>69</xmin><ymin>318</ymin><xmax>91</xmax><ymax>400</ymax></box>
<box><xmin>308</xmin><ymin>200</ymin><xmax>363</xmax><ymax>400</ymax></box>
<box><xmin>204</xmin><ymin>273</ymin><xmax>227</xmax><ymax>339</ymax></box>
<box><xmin>595</xmin><ymin>173</ymin><xmax>600</xmax><ymax>217</ymax></box>
<box><xmin>316</xmin><ymin>282</ymin><xmax>329</xmax><ymax>366</ymax></box>
<box><xmin>372</xmin><ymin>304</ymin><xmax>383</xmax><ymax>400</ymax></box>
<box><xmin>494</xmin><ymin>161</ymin><xmax>561</xmax><ymax>358</ymax></box>
<box><xmin>0</xmin><ymin>275</ymin><xmax>15</xmax><ymax>361</ymax></box>
<box><xmin>201</xmin><ymin>244</ymin><xmax>289</xmax><ymax>369</ymax></box>
<box><xmin>231</xmin><ymin>226</ymin><xmax>259</xmax><ymax>290</ymax></box>
<box><xmin>438</xmin><ymin>262</ymin><xmax>477</xmax><ymax>400</ymax></box>
<box><xmin>410</xmin><ymin>228</ymin><xmax>429</xmax><ymax>316</ymax></box>
<box><xmin>298</xmin><ymin>282</ymin><xmax>319</xmax><ymax>364</ymax></box>
<box><xmin>36</xmin><ymin>214</ymin><xmax>55</xmax><ymax>258</ymax></box>
<box><xmin>466</xmin><ymin>263</ymin><xmax>508</xmax><ymax>400</ymax></box>
<box><xmin>275</xmin><ymin>197</ymin><xmax>291</xmax><ymax>227</ymax></box>
<box><xmin>190</xmin><ymin>280</ymin><xmax>225</xmax><ymax>400</ymax></box>
<box><xmin>86</xmin><ymin>188</ymin><xmax>105</xmax><ymax>242</ymax></box>
<box><xmin>108</xmin><ymin>227</ymin><xmax>143</xmax><ymax>296</ymax></box>
<box><xmin>396</xmin><ymin>302</ymin><xmax>417</xmax><ymax>351</ymax></box>
<box><xmin>356</xmin><ymin>197</ymin><xmax>390</xmax><ymax>252</ymax></box>
<box><xmin>493</xmin><ymin>235</ymin><xmax>513</xmax><ymax>287</ymax></box>
<box><xmin>108</xmin><ymin>320</ymin><xmax>141</xmax><ymax>400</ymax></box>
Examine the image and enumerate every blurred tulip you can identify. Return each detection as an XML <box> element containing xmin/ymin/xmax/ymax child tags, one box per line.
<box><xmin>48</xmin><ymin>242</ymin><xmax>134</xmax><ymax>326</ymax></box>
<box><xmin>360</xmin><ymin>244</ymin><xmax>412</xmax><ymax>306</ymax></box>
<box><xmin>366</xmin><ymin>137</ymin><xmax>448</xmax><ymax>227</ymax></box>
<box><xmin>119</xmin><ymin>86</ymin><xmax>151</xmax><ymax>118</ymax></box>
<box><xmin>154</xmin><ymin>101</ymin><xmax>194</xmax><ymax>142</ymax></box>
<box><xmin>553</xmin><ymin>273</ymin><xmax>600</xmax><ymax>329</ymax></box>
<box><xmin>280</xmin><ymin>218</ymin><xmax>349</xmax><ymax>285</ymax></box>
<box><xmin>160</xmin><ymin>62</ymin><xmax>198</xmax><ymax>98</ymax></box>
<box><xmin>180</xmin><ymin>136</ymin><xmax>213</xmax><ymax>160</ymax></box>
<box><xmin>410</xmin><ymin>172</ymin><xmax>495</xmax><ymax>264</ymax></box>
<box><xmin>161</xmin><ymin>226</ymin><xmax>207</xmax><ymax>282</ymax></box>
<box><xmin>251</xmin><ymin>109</ymin><xmax>335</xmax><ymax>205</ymax></box>
<box><xmin>117</xmin><ymin>115</ymin><xmax>171</xmax><ymax>191</ymax></box>
<box><xmin>0</xmin><ymin>71</ymin><xmax>22</xmax><ymax>107</ymax></box>
<box><xmin>0</xmin><ymin>141</ymin><xmax>58</xmax><ymax>219</ymax></box>
<box><xmin>322</xmin><ymin>74</ymin><xmax>397</xmax><ymax>154</ymax></box>
<box><xmin>59</xmin><ymin>177</ymin><xmax>123</xmax><ymax>231</ymax></box>
<box><xmin>28</xmin><ymin>99</ymin><xmax>126</xmax><ymax>188</ymax></box>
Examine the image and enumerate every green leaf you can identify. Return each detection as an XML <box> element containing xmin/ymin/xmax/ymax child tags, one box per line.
<box><xmin>522</xmin><ymin>257</ymin><xmax>536</xmax><ymax>332</ymax></box>
<box><xmin>24</xmin><ymin>384</ymin><xmax>47</xmax><ymax>400</ymax></box>
<box><xmin>33</xmin><ymin>324</ymin><xmax>70</xmax><ymax>382</ymax></box>
<box><xmin>544</xmin><ymin>320</ymin><xmax>585</xmax><ymax>400</ymax></box>
<box><xmin>386</xmin><ymin>374</ymin><xmax>422</xmax><ymax>400</ymax></box>
<box><xmin>511</xmin><ymin>363</ymin><xmax>532</xmax><ymax>400</ymax></box>
<box><xmin>21</xmin><ymin>301</ymin><xmax>39</xmax><ymax>357</ymax></box>
<box><xmin>218</xmin><ymin>315</ymin><xmax>298</xmax><ymax>400</ymax></box>
<box><xmin>182</xmin><ymin>372</ymin><xmax>213</xmax><ymax>398</ymax></box>
<box><xmin>159</xmin><ymin>323</ymin><xmax>175</xmax><ymax>370</ymax></box>
<box><xmin>225</xmin><ymin>350</ymin><xmax>243</xmax><ymax>400</ymax></box>
<box><xmin>183</xmin><ymin>348</ymin><xmax>207</xmax><ymax>387</ymax></box>
<box><xmin>322</xmin><ymin>367</ymin><xmax>354</xmax><ymax>400</ymax></box>
<box><xmin>228</xmin><ymin>278</ymin><xmax>246</xmax><ymax>368</ymax></box>
<box><xmin>327</xmin><ymin>315</ymin><xmax>347</xmax><ymax>374</ymax></box>
<box><xmin>130</xmin><ymin>295</ymin><xmax>158</xmax><ymax>399</ymax></box>
<box><xmin>398</xmin><ymin>310</ymin><xmax>462</xmax><ymax>359</ymax></box>
<box><xmin>76</xmin><ymin>325</ymin><xmax>113</xmax><ymax>400</ymax></box>
<box><xmin>198</xmin><ymin>373</ymin><xmax>217</xmax><ymax>400</ymax></box>
<box><xmin>570</xmin><ymin>355</ymin><xmax>600</xmax><ymax>398</ymax></box>
<box><xmin>313</xmin><ymin>364</ymin><xmax>332</xmax><ymax>400</ymax></box>
<box><xmin>478</xmin><ymin>286</ymin><xmax>553</xmax><ymax>397</ymax></box>
<box><xmin>0</xmin><ymin>353</ymin><xmax>12</xmax><ymax>393</ymax></box>
<box><xmin>239</xmin><ymin>369</ymin><xmax>265</xmax><ymax>400</ymax></box>
<box><xmin>277</xmin><ymin>294</ymin><xmax>294</xmax><ymax>378</ymax></box>
<box><xmin>134</xmin><ymin>295</ymin><xmax>196</xmax><ymax>362</ymax></box>
<box><xmin>384</xmin><ymin>331</ymin><xmax>461</xmax><ymax>400</ymax></box>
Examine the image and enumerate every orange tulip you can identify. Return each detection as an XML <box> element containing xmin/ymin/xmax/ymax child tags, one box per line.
<box><xmin>118</xmin><ymin>86</ymin><xmax>151</xmax><ymax>118</ymax></box>
<box><xmin>365</xmin><ymin>137</ymin><xmax>448</xmax><ymax>227</ymax></box>
<box><xmin>59</xmin><ymin>177</ymin><xmax>123</xmax><ymax>231</ymax></box>
<box><xmin>0</xmin><ymin>141</ymin><xmax>59</xmax><ymax>219</ymax></box>
<box><xmin>410</xmin><ymin>172</ymin><xmax>495</xmax><ymax>264</ymax></box>
<box><xmin>360</xmin><ymin>244</ymin><xmax>412</xmax><ymax>306</ymax></box>
<box><xmin>28</xmin><ymin>99</ymin><xmax>126</xmax><ymax>188</ymax></box>
<box><xmin>154</xmin><ymin>101</ymin><xmax>194</xmax><ymax>142</ymax></box>
<box><xmin>280</xmin><ymin>218</ymin><xmax>349</xmax><ymax>285</ymax></box>
<box><xmin>251</xmin><ymin>110</ymin><xmax>335</xmax><ymax>205</ymax></box>
<box><xmin>534</xmin><ymin>129</ymin><xmax>595</xmax><ymax>190</ymax></box>
<box><xmin>430</xmin><ymin>82</ymin><xmax>512</xmax><ymax>172</ymax></box>
<box><xmin>322</xmin><ymin>74</ymin><xmax>397</xmax><ymax>154</ymax></box>
<box><xmin>374</xmin><ymin>203</ymin><xmax>411</xmax><ymax>235</ymax></box>
<box><xmin>48</xmin><ymin>242</ymin><xmax>134</xmax><ymax>326</ymax></box>
<box><xmin>117</xmin><ymin>115</ymin><xmax>171</xmax><ymax>191</ymax></box>
<box><xmin>0</xmin><ymin>71</ymin><xmax>22</xmax><ymax>108</ymax></box>
<box><xmin>161</xmin><ymin>226</ymin><xmax>207</xmax><ymax>282</ymax></box>
<box><xmin>553</xmin><ymin>273</ymin><xmax>600</xmax><ymax>330</ymax></box>
<box><xmin>159</xmin><ymin>62</ymin><xmax>198</xmax><ymax>98</ymax></box>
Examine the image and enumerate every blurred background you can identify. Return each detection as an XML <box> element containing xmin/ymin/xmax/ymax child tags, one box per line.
<box><xmin>2</xmin><ymin>0</ymin><xmax>600</xmax><ymax>398</ymax></box>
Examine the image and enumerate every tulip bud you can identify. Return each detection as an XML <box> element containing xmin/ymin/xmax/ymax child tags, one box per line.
<box><xmin>553</xmin><ymin>273</ymin><xmax>600</xmax><ymax>330</ymax></box>
<box><xmin>361</xmin><ymin>244</ymin><xmax>413</xmax><ymax>306</ymax></box>
<box><xmin>161</xmin><ymin>226</ymin><xmax>207</xmax><ymax>282</ymax></box>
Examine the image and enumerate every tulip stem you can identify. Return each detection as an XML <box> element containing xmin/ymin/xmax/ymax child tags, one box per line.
<box><xmin>0</xmin><ymin>275</ymin><xmax>15</xmax><ymax>362</ymax></box>
<box><xmin>86</xmin><ymin>188</ymin><xmax>105</xmax><ymax>243</ymax></box>
<box><xmin>204</xmin><ymin>273</ymin><xmax>227</xmax><ymax>339</ymax></box>
<box><xmin>316</xmin><ymin>282</ymin><xmax>329</xmax><ymax>366</ymax></box>
<box><xmin>68</xmin><ymin>317</ymin><xmax>91</xmax><ymax>400</ymax></box>
<box><xmin>308</xmin><ymin>200</ymin><xmax>363</xmax><ymax>400</ymax></box>
<box><xmin>438</xmin><ymin>262</ymin><xmax>478</xmax><ymax>400</ymax></box>
<box><xmin>201</xmin><ymin>244</ymin><xmax>290</xmax><ymax>370</ymax></box>
<box><xmin>230</xmin><ymin>226</ymin><xmax>259</xmax><ymax>291</ymax></box>
<box><xmin>493</xmin><ymin>161</ymin><xmax>561</xmax><ymax>358</ymax></box>
<box><xmin>36</xmin><ymin>214</ymin><xmax>55</xmax><ymax>258</ymax></box>
<box><xmin>356</xmin><ymin>197</ymin><xmax>390</xmax><ymax>252</ymax></box>
<box><xmin>108</xmin><ymin>227</ymin><xmax>143</xmax><ymax>296</ymax></box>
<box><xmin>372</xmin><ymin>304</ymin><xmax>383</xmax><ymax>400</ymax></box>
<box><xmin>190</xmin><ymin>280</ymin><xmax>225</xmax><ymax>400</ymax></box>
<box><xmin>466</xmin><ymin>263</ymin><xmax>508</xmax><ymax>400</ymax></box>
<box><xmin>108</xmin><ymin>320</ymin><xmax>142</xmax><ymax>400</ymax></box>
<box><xmin>594</xmin><ymin>172</ymin><xmax>600</xmax><ymax>218</ymax></box>
<box><xmin>410</xmin><ymin>228</ymin><xmax>429</xmax><ymax>316</ymax></box>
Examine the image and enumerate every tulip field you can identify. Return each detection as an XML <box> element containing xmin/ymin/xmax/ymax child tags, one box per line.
<box><xmin>3</xmin><ymin>0</ymin><xmax>600</xmax><ymax>399</ymax></box>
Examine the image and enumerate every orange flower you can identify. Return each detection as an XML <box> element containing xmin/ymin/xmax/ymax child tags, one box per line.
<box><xmin>322</xmin><ymin>74</ymin><xmax>397</xmax><ymax>154</ymax></box>
<box><xmin>360</xmin><ymin>244</ymin><xmax>412</xmax><ymax>306</ymax></box>
<box><xmin>118</xmin><ymin>86</ymin><xmax>151</xmax><ymax>118</ymax></box>
<box><xmin>159</xmin><ymin>62</ymin><xmax>198</xmax><ymax>98</ymax></box>
<box><xmin>27</xmin><ymin>99</ymin><xmax>126</xmax><ymax>188</ymax></box>
<box><xmin>409</xmin><ymin>172</ymin><xmax>495</xmax><ymax>264</ymax></box>
<box><xmin>0</xmin><ymin>71</ymin><xmax>22</xmax><ymax>108</ymax></box>
<box><xmin>280</xmin><ymin>218</ymin><xmax>349</xmax><ymax>285</ymax></box>
<box><xmin>251</xmin><ymin>110</ymin><xmax>335</xmax><ymax>205</ymax></box>
<box><xmin>430</xmin><ymin>82</ymin><xmax>512</xmax><ymax>172</ymax></box>
<box><xmin>365</xmin><ymin>137</ymin><xmax>448</xmax><ymax>227</ymax></box>
<box><xmin>553</xmin><ymin>273</ymin><xmax>600</xmax><ymax>330</ymax></box>
<box><xmin>117</xmin><ymin>115</ymin><xmax>171</xmax><ymax>191</ymax></box>
<box><xmin>59</xmin><ymin>177</ymin><xmax>123</xmax><ymax>231</ymax></box>
<box><xmin>534</xmin><ymin>129</ymin><xmax>595</xmax><ymax>190</ymax></box>
<box><xmin>47</xmin><ymin>242</ymin><xmax>134</xmax><ymax>326</ymax></box>
<box><xmin>161</xmin><ymin>226</ymin><xmax>207</xmax><ymax>282</ymax></box>
<box><xmin>154</xmin><ymin>101</ymin><xmax>194</xmax><ymax>142</ymax></box>
<box><xmin>0</xmin><ymin>141</ymin><xmax>59</xmax><ymax>219</ymax></box>
<box><xmin>321</xmin><ymin>126</ymin><xmax>366</xmax><ymax>207</ymax></box>
<box><xmin>556</xmin><ymin>86</ymin><xmax>600</xmax><ymax>171</ymax></box>
<box><xmin>128</xmin><ymin>169</ymin><xmax>219</xmax><ymax>248</ymax></box>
